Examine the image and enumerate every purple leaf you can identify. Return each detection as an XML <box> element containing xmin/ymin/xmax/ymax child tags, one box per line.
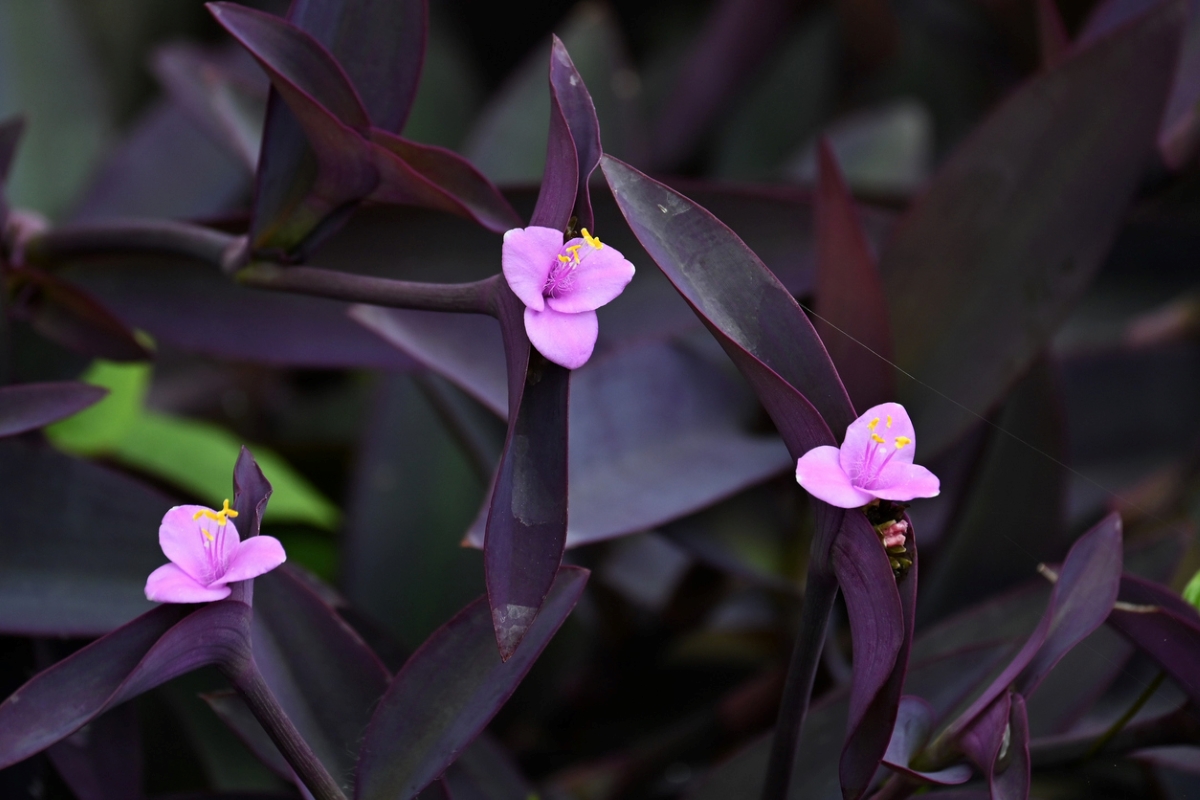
<box><xmin>942</xmin><ymin>513</ymin><xmax>1123</xmax><ymax>745</ymax></box>
<box><xmin>368</xmin><ymin>131</ymin><xmax>520</xmax><ymax>232</ymax></box>
<box><xmin>601</xmin><ymin>156</ymin><xmax>853</xmax><ymax>457</ymax></box>
<box><xmin>648</xmin><ymin>0</ymin><xmax>799</xmax><ymax>170</ymax></box>
<box><xmin>354</xmin><ymin>566</ymin><xmax>588</xmax><ymax>799</ymax></box>
<box><xmin>45</xmin><ymin>704</ymin><xmax>143</xmax><ymax>800</ymax></box>
<box><xmin>960</xmin><ymin>692</ymin><xmax>1031</xmax><ymax>800</ymax></box>
<box><xmin>548</xmin><ymin>35</ymin><xmax>602</xmax><ymax>230</ymax></box>
<box><xmin>1107</xmin><ymin>574</ymin><xmax>1200</xmax><ymax>707</ymax></box>
<box><xmin>882</xmin><ymin>697</ymin><xmax>972</xmax><ymax>785</ymax></box>
<box><xmin>1036</xmin><ymin>0</ymin><xmax>1071</xmax><ymax>69</ymax></box>
<box><xmin>0</xmin><ymin>382</ymin><xmax>105</xmax><ymax>438</ymax></box>
<box><xmin>251</xmin><ymin>566</ymin><xmax>390</xmax><ymax>794</ymax></box>
<box><xmin>995</xmin><ymin>694</ymin><xmax>1030</xmax><ymax>800</ymax></box>
<box><xmin>228</xmin><ymin>446</ymin><xmax>272</xmax><ymax>605</ymax></box>
<box><xmin>881</xmin><ymin>1</ymin><xmax>1186</xmax><ymax>455</ymax></box>
<box><xmin>287</xmin><ymin>0</ymin><xmax>426</xmax><ymax>134</ymax></box>
<box><xmin>0</xmin><ymin>601</ymin><xmax>250</xmax><ymax>770</ymax></box>
<box><xmin>529</xmin><ymin>78</ymin><xmax>578</xmax><ymax>233</ymax></box>
<box><xmin>10</xmin><ymin>269</ymin><xmax>150</xmax><ymax>361</ymax></box>
<box><xmin>814</xmin><ymin>139</ymin><xmax>895</xmax><ymax>414</ymax></box>
<box><xmin>0</xmin><ymin>440</ymin><xmax>170</xmax><ymax>636</ymax></box>
<box><xmin>831</xmin><ymin>511</ymin><xmax>910</xmax><ymax>799</ymax></box>
<box><xmin>63</xmin><ymin>258</ymin><xmax>415</xmax><ymax>370</ymax></box>
<box><xmin>1159</xmin><ymin>0</ymin><xmax>1200</xmax><ymax>169</ymax></box>
<box><xmin>208</xmin><ymin>1</ymin><xmax>379</xmax><ymax>253</ymax></box>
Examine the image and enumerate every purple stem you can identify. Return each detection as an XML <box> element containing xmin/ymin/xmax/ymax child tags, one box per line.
<box><xmin>21</xmin><ymin>220</ymin><xmax>241</xmax><ymax>270</ymax></box>
<box><xmin>236</xmin><ymin>263</ymin><xmax>501</xmax><ymax>315</ymax></box>
<box><xmin>225</xmin><ymin>657</ymin><xmax>348</xmax><ymax>800</ymax></box>
<box><xmin>761</xmin><ymin>571</ymin><xmax>839</xmax><ymax>800</ymax></box>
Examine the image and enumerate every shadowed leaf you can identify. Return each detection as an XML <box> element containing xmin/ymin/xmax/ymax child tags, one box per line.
<box><xmin>0</xmin><ymin>382</ymin><xmax>105</xmax><ymax>437</ymax></box>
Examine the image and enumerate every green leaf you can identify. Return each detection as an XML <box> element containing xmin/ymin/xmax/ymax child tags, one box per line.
<box><xmin>47</xmin><ymin>360</ymin><xmax>339</xmax><ymax>530</ymax></box>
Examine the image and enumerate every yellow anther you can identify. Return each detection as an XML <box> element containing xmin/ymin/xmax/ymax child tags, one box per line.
<box><xmin>581</xmin><ymin>228</ymin><xmax>602</xmax><ymax>249</ymax></box>
<box><xmin>565</xmin><ymin>244</ymin><xmax>583</xmax><ymax>263</ymax></box>
<box><xmin>886</xmin><ymin>415</ymin><xmax>893</xmax><ymax>428</ymax></box>
<box><xmin>894</xmin><ymin>436</ymin><xmax>912</xmax><ymax>449</ymax></box>
<box><xmin>192</xmin><ymin>499</ymin><xmax>239</xmax><ymax>526</ymax></box>
<box><xmin>871</xmin><ymin>433</ymin><xmax>886</xmax><ymax>444</ymax></box>
<box><xmin>867</xmin><ymin>417</ymin><xmax>880</xmax><ymax>431</ymax></box>
<box><xmin>557</xmin><ymin>254</ymin><xmax>570</xmax><ymax>263</ymax></box>
<box><xmin>202</xmin><ymin>528</ymin><xmax>215</xmax><ymax>542</ymax></box>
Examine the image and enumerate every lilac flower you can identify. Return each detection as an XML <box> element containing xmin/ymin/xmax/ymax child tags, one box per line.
<box><xmin>144</xmin><ymin>500</ymin><xmax>286</xmax><ymax>603</ymax></box>
<box><xmin>795</xmin><ymin>402</ymin><xmax>939</xmax><ymax>509</ymax></box>
<box><xmin>502</xmin><ymin>226</ymin><xmax>636</xmax><ymax>369</ymax></box>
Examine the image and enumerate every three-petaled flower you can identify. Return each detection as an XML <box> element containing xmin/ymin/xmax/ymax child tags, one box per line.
<box><xmin>502</xmin><ymin>225</ymin><xmax>636</xmax><ymax>369</ymax></box>
<box><xmin>144</xmin><ymin>500</ymin><xmax>286</xmax><ymax>603</ymax></box>
<box><xmin>795</xmin><ymin>402</ymin><xmax>939</xmax><ymax>509</ymax></box>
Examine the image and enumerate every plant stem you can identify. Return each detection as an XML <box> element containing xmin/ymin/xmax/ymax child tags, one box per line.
<box><xmin>227</xmin><ymin>659</ymin><xmax>348</xmax><ymax>800</ymax></box>
<box><xmin>21</xmin><ymin>220</ymin><xmax>239</xmax><ymax>269</ymax></box>
<box><xmin>760</xmin><ymin>570</ymin><xmax>839</xmax><ymax>800</ymax></box>
<box><xmin>237</xmin><ymin>263</ymin><xmax>500</xmax><ymax>316</ymax></box>
<box><xmin>1084</xmin><ymin>670</ymin><xmax>1165</xmax><ymax>759</ymax></box>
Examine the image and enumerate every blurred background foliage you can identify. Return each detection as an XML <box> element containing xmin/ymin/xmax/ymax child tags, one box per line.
<box><xmin>4</xmin><ymin>0</ymin><xmax>1200</xmax><ymax>797</ymax></box>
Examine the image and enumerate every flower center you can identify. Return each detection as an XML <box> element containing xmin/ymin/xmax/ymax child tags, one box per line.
<box><xmin>543</xmin><ymin>228</ymin><xmax>603</xmax><ymax>298</ymax></box>
<box><xmin>857</xmin><ymin>417</ymin><xmax>912</xmax><ymax>487</ymax></box>
<box><xmin>193</xmin><ymin>499</ymin><xmax>238</xmax><ymax>583</ymax></box>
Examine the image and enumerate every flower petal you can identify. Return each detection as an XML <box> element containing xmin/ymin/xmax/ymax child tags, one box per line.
<box><xmin>524</xmin><ymin>306</ymin><xmax>598</xmax><ymax>369</ymax></box>
<box><xmin>502</xmin><ymin>226</ymin><xmax>563</xmax><ymax>311</ymax></box>
<box><xmin>545</xmin><ymin>240</ymin><xmax>636</xmax><ymax>314</ymax></box>
<box><xmin>145</xmin><ymin>562</ymin><xmax>231</xmax><ymax>603</ymax></box>
<box><xmin>796</xmin><ymin>445</ymin><xmax>875</xmax><ymax>508</ymax></box>
<box><xmin>868</xmin><ymin>462</ymin><xmax>941</xmax><ymax>502</ymax></box>
<box><xmin>216</xmin><ymin>535</ymin><xmax>288</xmax><ymax>585</ymax></box>
<box><xmin>840</xmin><ymin>402</ymin><xmax>918</xmax><ymax>477</ymax></box>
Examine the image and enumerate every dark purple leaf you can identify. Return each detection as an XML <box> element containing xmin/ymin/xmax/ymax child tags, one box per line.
<box><xmin>442</xmin><ymin>733</ymin><xmax>536</xmax><ymax>800</ymax></box>
<box><xmin>45</xmin><ymin>704</ymin><xmax>142</xmax><ymax>800</ymax></box>
<box><xmin>831</xmin><ymin>511</ymin><xmax>910</xmax><ymax>799</ymax></box>
<box><xmin>994</xmin><ymin>694</ymin><xmax>1030</xmax><ymax>800</ymax></box>
<box><xmin>368</xmin><ymin>131</ymin><xmax>520</xmax><ymax>232</ymax></box>
<box><xmin>0</xmin><ymin>382</ymin><xmax>105</xmax><ymax>438</ymax></box>
<box><xmin>601</xmin><ymin>156</ymin><xmax>853</xmax><ymax>457</ymax></box>
<box><xmin>528</xmin><ymin>76</ymin><xmax>578</xmax><ymax>233</ymax></box>
<box><xmin>209</xmin><ymin>1</ymin><xmax>378</xmax><ymax>253</ymax></box>
<box><xmin>287</xmin><ymin>0</ymin><xmax>426</xmax><ymax>134</ymax></box>
<box><xmin>0</xmin><ymin>601</ymin><xmax>250</xmax><ymax>770</ymax></box>
<box><xmin>1107</xmin><ymin>574</ymin><xmax>1200</xmax><ymax>707</ymax></box>
<box><xmin>460</xmin><ymin>340</ymin><xmax>792</xmax><ymax>549</ymax></box>
<box><xmin>10</xmin><ymin>269</ymin><xmax>150</xmax><ymax>361</ymax></box>
<box><xmin>63</xmin><ymin>258</ymin><xmax>415</xmax><ymax>370</ymax></box>
<box><xmin>0</xmin><ymin>439</ymin><xmax>170</xmax><ymax>636</ymax></box>
<box><xmin>150</xmin><ymin>42</ymin><xmax>266</xmax><ymax>173</ymax></box>
<box><xmin>354</xmin><ymin>567</ymin><xmax>589</xmax><ymax>799</ymax></box>
<box><xmin>814</xmin><ymin>139</ymin><xmax>895</xmax><ymax>414</ymax></box>
<box><xmin>882</xmin><ymin>697</ymin><xmax>972</xmax><ymax>785</ymax></box>
<box><xmin>1159</xmin><ymin>1</ymin><xmax>1200</xmax><ymax>168</ymax></box>
<box><xmin>1036</xmin><ymin>0</ymin><xmax>1070</xmax><ymax>69</ymax></box>
<box><xmin>881</xmin><ymin>1</ymin><xmax>1186</xmax><ymax>455</ymax></box>
<box><xmin>251</xmin><ymin>566</ymin><xmax>390</xmax><ymax>794</ymax></box>
<box><xmin>202</xmin><ymin>690</ymin><xmax>292</xmax><ymax>780</ymax></box>
<box><xmin>918</xmin><ymin>361</ymin><xmax>1068</xmax><ymax>622</ymax></box>
<box><xmin>940</xmin><ymin>514</ymin><xmax>1123</xmax><ymax>746</ymax></box>
<box><xmin>229</xmin><ymin>446</ymin><xmax>272</xmax><ymax>606</ymax></box>
<box><xmin>68</xmin><ymin>99</ymin><xmax>250</xmax><ymax>224</ymax></box>
<box><xmin>648</xmin><ymin>0</ymin><xmax>799</xmax><ymax>170</ymax></box>
<box><xmin>548</xmin><ymin>35</ymin><xmax>602</xmax><ymax>230</ymax></box>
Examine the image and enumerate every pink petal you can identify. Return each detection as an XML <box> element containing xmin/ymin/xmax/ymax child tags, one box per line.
<box><xmin>524</xmin><ymin>306</ymin><xmax>598</xmax><ymax>369</ymax></box>
<box><xmin>839</xmin><ymin>402</ymin><xmax>918</xmax><ymax>477</ymax></box>
<box><xmin>159</xmin><ymin>505</ymin><xmax>240</xmax><ymax>584</ymax></box>
<box><xmin>545</xmin><ymin>240</ymin><xmax>635</xmax><ymax>314</ymax></box>
<box><xmin>145</xmin><ymin>562</ymin><xmax>231</xmax><ymax>603</ymax></box>
<box><xmin>795</xmin><ymin>445</ymin><xmax>875</xmax><ymax>509</ymax></box>
<box><xmin>502</xmin><ymin>226</ymin><xmax>563</xmax><ymax>311</ymax></box>
<box><xmin>216</xmin><ymin>535</ymin><xmax>287</xmax><ymax>585</ymax></box>
<box><xmin>868</xmin><ymin>462</ymin><xmax>941</xmax><ymax>502</ymax></box>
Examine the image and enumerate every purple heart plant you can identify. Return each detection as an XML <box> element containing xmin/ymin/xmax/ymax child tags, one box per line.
<box><xmin>1</xmin><ymin>1</ymin><xmax>1199</xmax><ymax>799</ymax></box>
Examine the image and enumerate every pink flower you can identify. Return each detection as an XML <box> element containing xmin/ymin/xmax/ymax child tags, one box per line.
<box><xmin>144</xmin><ymin>500</ymin><xmax>286</xmax><ymax>603</ymax></box>
<box><xmin>502</xmin><ymin>226</ymin><xmax>635</xmax><ymax>369</ymax></box>
<box><xmin>877</xmin><ymin>519</ymin><xmax>909</xmax><ymax>549</ymax></box>
<box><xmin>795</xmin><ymin>402</ymin><xmax>939</xmax><ymax>509</ymax></box>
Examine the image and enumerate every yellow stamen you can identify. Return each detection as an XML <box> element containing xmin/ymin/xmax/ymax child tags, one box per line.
<box><xmin>581</xmin><ymin>228</ymin><xmax>602</xmax><ymax>249</ymax></box>
<box><xmin>867</xmin><ymin>417</ymin><xmax>880</xmax><ymax>431</ymax></box>
<box><xmin>894</xmin><ymin>436</ymin><xmax>912</xmax><ymax>449</ymax></box>
<box><xmin>192</xmin><ymin>499</ymin><xmax>239</xmax><ymax>526</ymax></box>
<box><xmin>886</xmin><ymin>415</ymin><xmax>893</xmax><ymax>428</ymax></box>
<box><xmin>202</xmin><ymin>528</ymin><xmax>215</xmax><ymax>542</ymax></box>
<box><xmin>566</xmin><ymin>244</ymin><xmax>582</xmax><ymax>263</ymax></box>
<box><xmin>557</xmin><ymin>254</ymin><xmax>570</xmax><ymax>263</ymax></box>
<box><xmin>871</xmin><ymin>433</ymin><xmax>886</xmax><ymax>444</ymax></box>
